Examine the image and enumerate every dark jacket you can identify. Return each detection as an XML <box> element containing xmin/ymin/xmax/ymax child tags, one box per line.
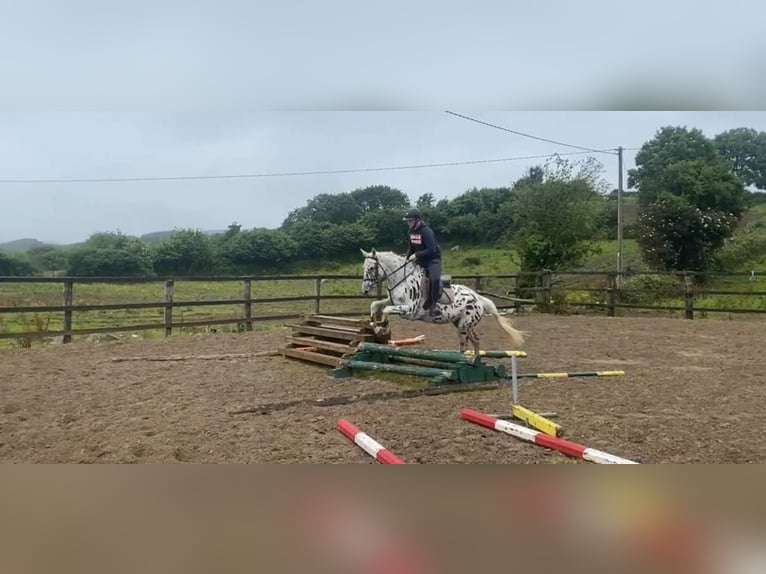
<box><xmin>406</xmin><ymin>221</ymin><xmax>442</xmax><ymax>266</ymax></box>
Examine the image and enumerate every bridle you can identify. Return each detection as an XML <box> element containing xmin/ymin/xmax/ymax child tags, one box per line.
<box><xmin>365</xmin><ymin>254</ymin><xmax>414</xmax><ymax>297</ymax></box>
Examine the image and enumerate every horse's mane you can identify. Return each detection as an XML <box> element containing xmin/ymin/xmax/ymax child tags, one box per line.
<box><xmin>373</xmin><ymin>250</ymin><xmax>403</xmax><ymax>260</ymax></box>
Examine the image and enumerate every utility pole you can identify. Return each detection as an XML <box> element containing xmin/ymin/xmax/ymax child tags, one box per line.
<box><xmin>617</xmin><ymin>146</ymin><xmax>624</xmax><ymax>289</ymax></box>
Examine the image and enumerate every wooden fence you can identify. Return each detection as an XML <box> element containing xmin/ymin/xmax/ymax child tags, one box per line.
<box><xmin>1</xmin><ymin>270</ymin><xmax>765</xmax><ymax>345</ymax></box>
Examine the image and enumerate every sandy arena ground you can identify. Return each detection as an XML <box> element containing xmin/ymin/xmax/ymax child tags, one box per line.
<box><xmin>2</xmin><ymin>313</ymin><xmax>765</xmax><ymax>463</ymax></box>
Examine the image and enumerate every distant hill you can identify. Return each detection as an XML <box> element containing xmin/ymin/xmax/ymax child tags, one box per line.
<box><xmin>0</xmin><ymin>238</ymin><xmax>49</xmax><ymax>252</ymax></box>
<box><xmin>1</xmin><ymin>229</ymin><xmax>229</xmax><ymax>252</ymax></box>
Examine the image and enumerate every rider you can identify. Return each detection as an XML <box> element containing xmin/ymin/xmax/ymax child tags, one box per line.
<box><xmin>403</xmin><ymin>207</ymin><xmax>443</xmax><ymax>316</ymax></box>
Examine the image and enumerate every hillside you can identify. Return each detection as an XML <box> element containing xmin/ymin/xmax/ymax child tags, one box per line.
<box><xmin>0</xmin><ymin>238</ymin><xmax>49</xmax><ymax>252</ymax></box>
<box><xmin>0</xmin><ymin>229</ymin><xmax>228</xmax><ymax>251</ymax></box>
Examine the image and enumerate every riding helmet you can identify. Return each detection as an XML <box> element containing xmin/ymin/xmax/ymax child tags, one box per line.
<box><xmin>403</xmin><ymin>207</ymin><xmax>421</xmax><ymax>221</ymax></box>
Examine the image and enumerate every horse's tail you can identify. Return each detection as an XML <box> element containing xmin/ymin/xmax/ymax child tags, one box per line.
<box><xmin>478</xmin><ymin>294</ymin><xmax>526</xmax><ymax>347</ymax></box>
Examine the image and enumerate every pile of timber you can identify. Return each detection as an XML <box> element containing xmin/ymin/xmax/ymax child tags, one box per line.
<box><xmin>280</xmin><ymin>314</ymin><xmax>391</xmax><ymax>367</ymax></box>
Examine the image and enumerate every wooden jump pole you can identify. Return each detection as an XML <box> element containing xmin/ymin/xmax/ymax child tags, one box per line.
<box><xmin>337</xmin><ymin>419</ymin><xmax>406</xmax><ymax>464</ymax></box>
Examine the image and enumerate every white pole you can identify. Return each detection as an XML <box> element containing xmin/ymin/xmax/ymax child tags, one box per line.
<box><xmin>511</xmin><ymin>355</ymin><xmax>518</xmax><ymax>405</ymax></box>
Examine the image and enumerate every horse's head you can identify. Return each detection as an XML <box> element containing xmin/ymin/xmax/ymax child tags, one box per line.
<box><xmin>360</xmin><ymin>248</ymin><xmax>381</xmax><ymax>295</ymax></box>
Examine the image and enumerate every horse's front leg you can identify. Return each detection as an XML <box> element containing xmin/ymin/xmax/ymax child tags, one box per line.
<box><xmin>382</xmin><ymin>304</ymin><xmax>413</xmax><ymax>318</ymax></box>
<box><xmin>370</xmin><ymin>297</ymin><xmax>390</xmax><ymax>322</ymax></box>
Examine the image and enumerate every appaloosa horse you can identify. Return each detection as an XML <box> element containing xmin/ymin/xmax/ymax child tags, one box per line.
<box><xmin>360</xmin><ymin>248</ymin><xmax>526</xmax><ymax>355</ymax></box>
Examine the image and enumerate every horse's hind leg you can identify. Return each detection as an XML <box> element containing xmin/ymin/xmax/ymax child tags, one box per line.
<box><xmin>453</xmin><ymin>321</ymin><xmax>468</xmax><ymax>353</ymax></box>
<box><xmin>467</xmin><ymin>326</ymin><xmax>481</xmax><ymax>358</ymax></box>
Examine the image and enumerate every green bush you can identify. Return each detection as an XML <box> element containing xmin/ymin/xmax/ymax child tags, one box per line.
<box><xmin>713</xmin><ymin>227</ymin><xmax>766</xmax><ymax>271</ymax></box>
<box><xmin>620</xmin><ymin>273</ymin><xmax>684</xmax><ymax>304</ymax></box>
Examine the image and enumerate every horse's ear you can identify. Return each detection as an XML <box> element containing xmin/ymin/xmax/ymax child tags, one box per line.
<box><xmin>360</xmin><ymin>248</ymin><xmax>369</xmax><ymax>257</ymax></box>
<box><xmin>371</xmin><ymin>248</ymin><xmax>377</xmax><ymax>255</ymax></box>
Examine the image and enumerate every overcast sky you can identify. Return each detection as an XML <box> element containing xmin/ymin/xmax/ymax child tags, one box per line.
<box><xmin>2</xmin><ymin>111</ymin><xmax>766</xmax><ymax>244</ymax></box>
<box><xmin>1</xmin><ymin>0</ymin><xmax>764</xmax><ymax>244</ymax></box>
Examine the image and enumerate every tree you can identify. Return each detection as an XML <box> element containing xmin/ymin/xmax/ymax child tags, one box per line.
<box><xmin>713</xmin><ymin>127</ymin><xmax>766</xmax><ymax>190</ymax></box>
<box><xmin>26</xmin><ymin>245</ymin><xmax>69</xmax><ymax>273</ymax></box>
<box><xmin>349</xmin><ymin>185</ymin><xmax>410</xmax><ymax>213</ymax></box>
<box><xmin>222</xmin><ymin>222</ymin><xmax>242</xmax><ymax>240</ymax></box>
<box><xmin>415</xmin><ymin>198</ymin><xmax>449</xmax><ymax>238</ymax></box>
<box><xmin>359</xmin><ymin>208</ymin><xmax>409</xmax><ymax>251</ymax></box>
<box><xmin>416</xmin><ymin>193</ymin><xmax>435</xmax><ymax>209</ymax></box>
<box><xmin>514</xmin><ymin>165</ymin><xmax>544</xmax><ymax>188</ymax></box>
<box><xmin>655</xmin><ymin>157</ymin><xmax>747</xmax><ymax>216</ymax></box>
<box><xmin>509</xmin><ymin>157</ymin><xmax>607</xmax><ymax>272</ymax></box>
<box><xmin>283</xmin><ymin>220</ymin><xmax>376</xmax><ymax>260</ymax></box>
<box><xmin>67</xmin><ymin>248</ymin><xmax>151</xmax><ymax>277</ymax></box>
<box><xmin>635</xmin><ymin>194</ymin><xmax>736</xmax><ymax>273</ymax></box>
<box><xmin>66</xmin><ymin>231</ymin><xmax>152</xmax><ymax>276</ymax></box>
<box><xmin>151</xmin><ymin>229</ymin><xmax>217</xmax><ymax>275</ymax></box>
<box><xmin>446</xmin><ymin>187</ymin><xmax>513</xmax><ymax>217</ymax></box>
<box><xmin>281</xmin><ymin>192</ymin><xmax>363</xmax><ymax>228</ymax></box>
<box><xmin>629</xmin><ymin>126</ymin><xmax>719</xmax><ymax>205</ymax></box>
<box><xmin>0</xmin><ymin>250</ymin><xmax>40</xmax><ymax>276</ymax></box>
<box><xmin>629</xmin><ymin>126</ymin><xmax>749</xmax><ymax>272</ymax></box>
<box><xmin>223</xmin><ymin>228</ymin><xmax>297</xmax><ymax>270</ymax></box>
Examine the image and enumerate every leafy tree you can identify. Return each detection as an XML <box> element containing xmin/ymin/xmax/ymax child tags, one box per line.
<box><xmin>67</xmin><ymin>248</ymin><xmax>151</xmax><ymax>277</ymax></box>
<box><xmin>713</xmin><ymin>225</ymin><xmax>766</xmax><ymax>271</ymax></box>
<box><xmin>713</xmin><ymin>127</ymin><xmax>766</xmax><ymax>190</ymax></box>
<box><xmin>359</xmin><ymin>208</ymin><xmax>409</xmax><ymax>251</ymax></box>
<box><xmin>223</xmin><ymin>228</ymin><xmax>297</xmax><ymax>270</ymax></box>
<box><xmin>415</xmin><ymin>198</ymin><xmax>450</xmax><ymax>238</ymax></box>
<box><xmin>66</xmin><ymin>231</ymin><xmax>152</xmax><ymax>276</ymax></box>
<box><xmin>509</xmin><ymin>157</ymin><xmax>607</xmax><ymax>272</ymax></box>
<box><xmin>151</xmin><ymin>229</ymin><xmax>217</xmax><ymax>275</ymax></box>
<box><xmin>281</xmin><ymin>192</ymin><xmax>363</xmax><ymax>228</ymax></box>
<box><xmin>284</xmin><ymin>220</ymin><xmax>376</xmax><ymax>260</ymax></box>
<box><xmin>443</xmin><ymin>213</ymin><xmax>483</xmax><ymax>243</ymax></box>
<box><xmin>514</xmin><ymin>165</ymin><xmax>544</xmax><ymax>188</ymax></box>
<box><xmin>416</xmin><ymin>192</ymin><xmax>435</xmax><ymax>209</ymax></box>
<box><xmin>629</xmin><ymin>126</ymin><xmax>719</xmax><ymax>205</ymax></box>
<box><xmin>349</xmin><ymin>185</ymin><xmax>409</xmax><ymax>213</ymax></box>
<box><xmin>0</xmin><ymin>250</ymin><xmax>40</xmax><ymax>275</ymax></box>
<box><xmin>26</xmin><ymin>245</ymin><xmax>69</xmax><ymax>273</ymax></box>
<box><xmin>222</xmin><ymin>222</ymin><xmax>242</xmax><ymax>240</ymax></box>
<box><xmin>635</xmin><ymin>194</ymin><xmax>736</xmax><ymax>272</ymax></box>
<box><xmin>655</xmin><ymin>157</ymin><xmax>747</xmax><ymax>216</ymax></box>
<box><xmin>446</xmin><ymin>187</ymin><xmax>513</xmax><ymax>217</ymax></box>
<box><xmin>317</xmin><ymin>222</ymin><xmax>376</xmax><ymax>259</ymax></box>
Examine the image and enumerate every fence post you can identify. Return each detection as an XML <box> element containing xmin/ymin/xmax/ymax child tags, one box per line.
<box><xmin>243</xmin><ymin>279</ymin><xmax>253</xmax><ymax>331</ymax></box>
<box><xmin>684</xmin><ymin>273</ymin><xmax>694</xmax><ymax>320</ymax></box>
<box><xmin>62</xmin><ymin>279</ymin><xmax>73</xmax><ymax>344</ymax></box>
<box><xmin>607</xmin><ymin>272</ymin><xmax>617</xmax><ymax>317</ymax></box>
<box><xmin>513</xmin><ymin>274</ymin><xmax>522</xmax><ymax>313</ymax></box>
<box><xmin>474</xmin><ymin>276</ymin><xmax>482</xmax><ymax>292</ymax></box>
<box><xmin>541</xmin><ymin>271</ymin><xmax>552</xmax><ymax>312</ymax></box>
<box><xmin>164</xmin><ymin>279</ymin><xmax>174</xmax><ymax>337</ymax></box>
<box><xmin>314</xmin><ymin>277</ymin><xmax>322</xmax><ymax>315</ymax></box>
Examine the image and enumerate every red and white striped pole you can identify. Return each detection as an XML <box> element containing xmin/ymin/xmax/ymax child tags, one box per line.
<box><xmin>460</xmin><ymin>408</ymin><xmax>638</xmax><ymax>464</ymax></box>
<box><xmin>337</xmin><ymin>419</ymin><xmax>406</xmax><ymax>464</ymax></box>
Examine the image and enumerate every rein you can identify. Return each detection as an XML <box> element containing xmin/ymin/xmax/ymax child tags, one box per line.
<box><xmin>366</xmin><ymin>255</ymin><xmax>415</xmax><ymax>296</ymax></box>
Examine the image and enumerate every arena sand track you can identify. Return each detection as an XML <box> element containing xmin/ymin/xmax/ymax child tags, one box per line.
<box><xmin>1</xmin><ymin>314</ymin><xmax>765</xmax><ymax>463</ymax></box>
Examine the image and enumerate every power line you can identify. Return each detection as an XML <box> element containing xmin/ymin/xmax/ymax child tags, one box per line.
<box><xmin>444</xmin><ymin>111</ymin><xmax>619</xmax><ymax>155</ymax></box>
<box><xmin>0</xmin><ymin>149</ymin><xmax>606</xmax><ymax>184</ymax></box>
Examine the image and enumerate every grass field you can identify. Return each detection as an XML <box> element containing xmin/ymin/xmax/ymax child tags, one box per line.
<box><xmin>2</xmin><ymin>238</ymin><xmax>766</xmax><ymax>349</ymax></box>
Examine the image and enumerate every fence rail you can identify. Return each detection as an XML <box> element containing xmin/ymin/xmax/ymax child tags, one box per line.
<box><xmin>1</xmin><ymin>269</ymin><xmax>765</xmax><ymax>345</ymax></box>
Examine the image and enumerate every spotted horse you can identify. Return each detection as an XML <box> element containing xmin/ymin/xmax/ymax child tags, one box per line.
<box><xmin>360</xmin><ymin>248</ymin><xmax>526</xmax><ymax>355</ymax></box>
